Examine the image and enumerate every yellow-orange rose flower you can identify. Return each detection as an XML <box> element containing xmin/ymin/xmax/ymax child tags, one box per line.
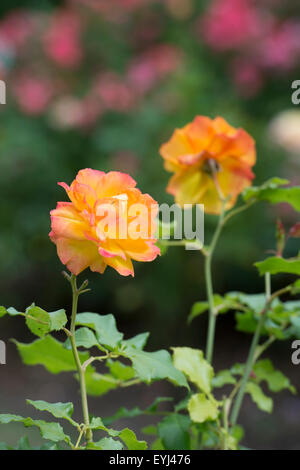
<box><xmin>49</xmin><ymin>169</ymin><xmax>160</xmax><ymax>277</ymax></box>
<box><xmin>160</xmin><ymin>116</ymin><xmax>256</xmax><ymax>214</ymax></box>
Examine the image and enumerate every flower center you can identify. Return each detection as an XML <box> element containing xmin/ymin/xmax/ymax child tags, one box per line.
<box><xmin>202</xmin><ymin>158</ymin><xmax>221</xmax><ymax>176</ymax></box>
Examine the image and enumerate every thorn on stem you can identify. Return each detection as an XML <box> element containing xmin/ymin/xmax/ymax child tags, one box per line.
<box><xmin>62</xmin><ymin>271</ymin><xmax>72</xmax><ymax>282</ymax></box>
<box><xmin>79</xmin><ymin>279</ymin><xmax>89</xmax><ymax>292</ymax></box>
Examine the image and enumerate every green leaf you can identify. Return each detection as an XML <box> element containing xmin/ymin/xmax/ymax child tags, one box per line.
<box><xmin>230</xmin><ymin>363</ymin><xmax>244</xmax><ymax>376</ymax></box>
<box><xmin>48</xmin><ymin>309</ymin><xmax>68</xmax><ymax>332</ymax></box>
<box><xmin>172</xmin><ymin>347</ymin><xmax>213</xmax><ymax>393</ymax></box>
<box><xmin>243</xmin><ymin>178</ymin><xmax>289</xmax><ymax>201</ymax></box>
<box><xmin>14</xmin><ymin>335</ymin><xmax>89</xmax><ymax>374</ymax></box>
<box><xmin>228</xmin><ymin>292</ymin><xmax>266</xmax><ymax>313</ymax></box>
<box><xmin>118</xmin><ymin>428</ymin><xmax>147</xmax><ymax>450</ymax></box>
<box><xmin>16</xmin><ymin>436</ymin><xmax>31</xmax><ymax>450</ymax></box>
<box><xmin>174</xmin><ymin>396</ymin><xmax>190</xmax><ymax>412</ymax></box>
<box><xmin>158</xmin><ymin>414</ymin><xmax>190</xmax><ymax>450</ymax></box>
<box><xmin>151</xmin><ymin>438</ymin><xmax>165</xmax><ymax>450</ymax></box>
<box><xmin>107</xmin><ymin>359</ymin><xmax>136</xmax><ymax>381</ymax></box>
<box><xmin>89</xmin><ymin>418</ymin><xmax>146</xmax><ymax>449</ymax></box>
<box><xmin>76</xmin><ymin>312</ymin><xmax>123</xmax><ymax>349</ymax></box>
<box><xmin>123</xmin><ymin>347</ymin><xmax>188</xmax><ymax>387</ymax></box>
<box><xmin>243</xmin><ymin>178</ymin><xmax>300</xmax><ymax>211</ymax></box>
<box><xmin>146</xmin><ymin>397</ymin><xmax>173</xmax><ymax>413</ymax></box>
<box><xmin>65</xmin><ymin>327</ymin><xmax>99</xmax><ymax>350</ymax></box>
<box><xmin>290</xmin><ymin>317</ymin><xmax>300</xmax><ymax>338</ymax></box>
<box><xmin>103</xmin><ymin>406</ymin><xmax>143</xmax><ymax>426</ymax></box>
<box><xmin>123</xmin><ymin>332</ymin><xmax>149</xmax><ymax>350</ymax></box>
<box><xmin>89</xmin><ymin>417</ymin><xmax>119</xmax><ymax>437</ymax></box>
<box><xmin>198</xmin><ymin>422</ymin><xmax>220</xmax><ymax>448</ymax></box>
<box><xmin>213</xmin><ymin>295</ymin><xmax>243</xmax><ymax>314</ymax></box>
<box><xmin>0</xmin><ymin>306</ymin><xmax>23</xmax><ymax>317</ymax></box>
<box><xmin>235</xmin><ymin>310</ymin><xmax>257</xmax><ymax>334</ymax></box>
<box><xmin>187</xmin><ymin>301</ymin><xmax>209</xmax><ymax>323</ymax></box>
<box><xmin>228</xmin><ymin>292</ymin><xmax>282</xmax><ymax>335</ymax></box>
<box><xmin>103</xmin><ymin>397</ymin><xmax>172</xmax><ymax>426</ymax></box>
<box><xmin>26</xmin><ymin>399</ymin><xmax>76</xmax><ymax>425</ymax></box>
<box><xmin>253</xmin><ymin>359</ymin><xmax>296</xmax><ymax>394</ymax></box>
<box><xmin>1</xmin><ymin>304</ymin><xmax>67</xmax><ymax>337</ymax></box>
<box><xmin>0</xmin><ymin>414</ymin><xmax>68</xmax><ymax>442</ymax></box>
<box><xmin>245</xmin><ymin>382</ymin><xmax>273</xmax><ymax>413</ymax></box>
<box><xmin>231</xmin><ymin>425</ymin><xmax>244</xmax><ymax>446</ymax></box>
<box><xmin>255</xmin><ymin>256</ymin><xmax>300</xmax><ymax>276</ymax></box>
<box><xmin>212</xmin><ymin>370</ymin><xmax>237</xmax><ymax>388</ymax></box>
<box><xmin>89</xmin><ymin>416</ymin><xmax>107</xmax><ymax>430</ymax></box>
<box><xmin>187</xmin><ymin>295</ymin><xmax>240</xmax><ymax>324</ymax></box>
<box><xmin>84</xmin><ymin>368</ymin><xmax>118</xmax><ymax>396</ymax></box>
<box><xmin>188</xmin><ymin>394</ymin><xmax>219</xmax><ymax>423</ymax></box>
<box><xmin>25</xmin><ymin>305</ymin><xmax>50</xmax><ymax>337</ymax></box>
<box><xmin>284</xmin><ymin>300</ymin><xmax>300</xmax><ymax>311</ymax></box>
<box><xmin>0</xmin><ymin>307</ymin><xmax>6</xmax><ymax>318</ymax></box>
<box><xmin>291</xmin><ymin>279</ymin><xmax>300</xmax><ymax>295</ymax></box>
<box><xmin>87</xmin><ymin>437</ymin><xmax>123</xmax><ymax>450</ymax></box>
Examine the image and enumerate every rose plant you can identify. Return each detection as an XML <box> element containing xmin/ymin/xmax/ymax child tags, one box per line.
<box><xmin>0</xmin><ymin>115</ymin><xmax>300</xmax><ymax>450</ymax></box>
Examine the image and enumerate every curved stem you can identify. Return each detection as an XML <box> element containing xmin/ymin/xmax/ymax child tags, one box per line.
<box><xmin>222</xmin><ymin>201</ymin><xmax>255</xmax><ymax>225</ymax></box>
<box><xmin>205</xmin><ymin>203</ymin><xmax>226</xmax><ymax>363</ymax></box>
<box><xmin>69</xmin><ymin>274</ymin><xmax>93</xmax><ymax>443</ymax></box>
<box><xmin>230</xmin><ymin>272</ymin><xmax>271</xmax><ymax>426</ymax></box>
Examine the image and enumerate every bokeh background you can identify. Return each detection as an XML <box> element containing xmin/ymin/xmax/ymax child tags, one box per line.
<box><xmin>0</xmin><ymin>0</ymin><xmax>300</xmax><ymax>450</ymax></box>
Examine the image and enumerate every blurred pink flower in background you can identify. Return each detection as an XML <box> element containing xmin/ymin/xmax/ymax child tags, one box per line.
<box><xmin>2</xmin><ymin>0</ymin><xmax>297</xmax><ymax>120</ymax></box>
<box><xmin>198</xmin><ymin>0</ymin><xmax>300</xmax><ymax>97</ymax></box>
<box><xmin>94</xmin><ymin>72</ymin><xmax>136</xmax><ymax>112</ymax></box>
<box><xmin>43</xmin><ymin>9</ymin><xmax>83</xmax><ymax>67</ymax></box>
<box><xmin>0</xmin><ymin>10</ymin><xmax>33</xmax><ymax>49</ymax></box>
<box><xmin>199</xmin><ymin>0</ymin><xmax>263</xmax><ymax>51</ymax></box>
<box><xmin>127</xmin><ymin>45</ymin><xmax>181</xmax><ymax>94</ymax></box>
<box><xmin>0</xmin><ymin>3</ymin><xmax>182</xmax><ymax>122</ymax></box>
<box><xmin>13</xmin><ymin>73</ymin><xmax>55</xmax><ymax>115</ymax></box>
<box><xmin>0</xmin><ymin>10</ymin><xmax>34</xmax><ymax>75</ymax></box>
<box><xmin>257</xmin><ymin>21</ymin><xmax>300</xmax><ymax>70</ymax></box>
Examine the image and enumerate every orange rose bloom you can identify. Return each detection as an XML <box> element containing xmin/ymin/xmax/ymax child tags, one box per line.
<box><xmin>49</xmin><ymin>169</ymin><xmax>160</xmax><ymax>277</ymax></box>
<box><xmin>160</xmin><ymin>116</ymin><xmax>256</xmax><ymax>214</ymax></box>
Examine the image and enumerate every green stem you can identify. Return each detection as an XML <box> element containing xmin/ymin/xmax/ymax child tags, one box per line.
<box><xmin>69</xmin><ymin>274</ymin><xmax>93</xmax><ymax>443</ymax></box>
<box><xmin>230</xmin><ymin>272</ymin><xmax>271</xmax><ymax>426</ymax></box>
<box><xmin>205</xmin><ymin>203</ymin><xmax>226</xmax><ymax>363</ymax></box>
<box><xmin>265</xmin><ymin>272</ymin><xmax>271</xmax><ymax>301</ymax></box>
<box><xmin>222</xmin><ymin>201</ymin><xmax>255</xmax><ymax>225</ymax></box>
